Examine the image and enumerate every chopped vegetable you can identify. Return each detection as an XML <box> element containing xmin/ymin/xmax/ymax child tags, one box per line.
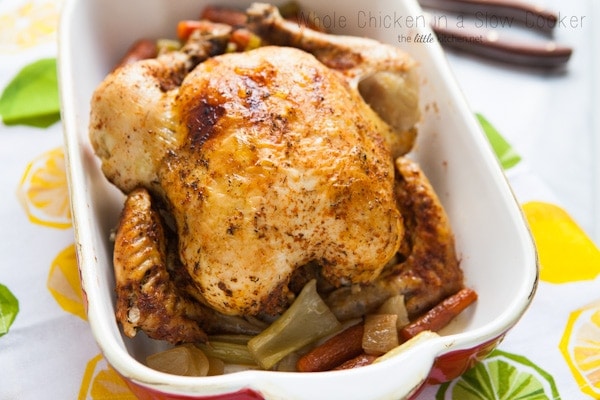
<box><xmin>176</xmin><ymin>19</ymin><xmax>236</xmax><ymax>42</ymax></box>
<box><xmin>230</xmin><ymin>28</ymin><xmax>262</xmax><ymax>51</ymax></box>
<box><xmin>146</xmin><ymin>344</ymin><xmax>210</xmax><ymax>376</ymax></box>
<box><xmin>399</xmin><ymin>288</ymin><xmax>478</xmax><ymax>341</ymax></box>
<box><xmin>362</xmin><ymin>314</ymin><xmax>399</xmax><ymax>356</ymax></box>
<box><xmin>334</xmin><ymin>353</ymin><xmax>377</xmax><ymax>370</ymax></box>
<box><xmin>377</xmin><ymin>294</ymin><xmax>410</xmax><ymax>329</ymax></box>
<box><xmin>248</xmin><ymin>279</ymin><xmax>341</xmax><ymax>369</ymax></box>
<box><xmin>197</xmin><ymin>341</ymin><xmax>257</xmax><ymax>366</ymax></box>
<box><xmin>206</xmin><ymin>356</ymin><xmax>226</xmax><ymax>376</ymax></box>
<box><xmin>156</xmin><ymin>39</ymin><xmax>182</xmax><ymax>54</ymax></box>
<box><xmin>275</xmin><ymin>352</ymin><xmax>302</xmax><ymax>372</ymax></box>
<box><xmin>296</xmin><ymin>323</ymin><xmax>364</xmax><ymax>372</ymax></box>
<box><xmin>177</xmin><ymin>20</ymin><xmax>207</xmax><ymax>41</ymax></box>
<box><xmin>374</xmin><ymin>331</ymin><xmax>441</xmax><ymax>364</ymax></box>
<box><xmin>207</xmin><ymin>334</ymin><xmax>253</xmax><ymax>345</ymax></box>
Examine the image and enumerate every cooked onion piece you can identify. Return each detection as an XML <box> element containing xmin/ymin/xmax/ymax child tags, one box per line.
<box><xmin>377</xmin><ymin>294</ymin><xmax>410</xmax><ymax>329</ymax></box>
<box><xmin>248</xmin><ymin>279</ymin><xmax>341</xmax><ymax>369</ymax></box>
<box><xmin>362</xmin><ymin>314</ymin><xmax>399</xmax><ymax>356</ymax></box>
<box><xmin>146</xmin><ymin>344</ymin><xmax>210</xmax><ymax>376</ymax></box>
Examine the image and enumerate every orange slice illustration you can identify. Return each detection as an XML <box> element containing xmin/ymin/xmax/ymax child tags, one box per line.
<box><xmin>560</xmin><ymin>300</ymin><xmax>600</xmax><ymax>398</ymax></box>
<box><xmin>79</xmin><ymin>354</ymin><xmax>137</xmax><ymax>400</ymax></box>
<box><xmin>17</xmin><ymin>147</ymin><xmax>72</xmax><ymax>229</ymax></box>
<box><xmin>47</xmin><ymin>244</ymin><xmax>86</xmax><ymax>320</ymax></box>
<box><xmin>0</xmin><ymin>0</ymin><xmax>63</xmax><ymax>52</ymax></box>
<box><xmin>521</xmin><ymin>201</ymin><xmax>600</xmax><ymax>283</ymax></box>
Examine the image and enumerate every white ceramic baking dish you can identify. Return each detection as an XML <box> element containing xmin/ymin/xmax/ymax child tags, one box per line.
<box><xmin>58</xmin><ymin>0</ymin><xmax>538</xmax><ymax>398</ymax></box>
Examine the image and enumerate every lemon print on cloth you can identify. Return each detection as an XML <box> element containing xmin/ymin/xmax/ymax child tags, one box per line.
<box><xmin>521</xmin><ymin>201</ymin><xmax>600</xmax><ymax>284</ymax></box>
<box><xmin>79</xmin><ymin>354</ymin><xmax>137</xmax><ymax>400</ymax></box>
<box><xmin>17</xmin><ymin>147</ymin><xmax>72</xmax><ymax>229</ymax></box>
<box><xmin>47</xmin><ymin>244</ymin><xmax>86</xmax><ymax>320</ymax></box>
<box><xmin>0</xmin><ymin>0</ymin><xmax>63</xmax><ymax>52</ymax></box>
<box><xmin>560</xmin><ymin>300</ymin><xmax>600</xmax><ymax>398</ymax></box>
<box><xmin>436</xmin><ymin>349</ymin><xmax>560</xmax><ymax>399</ymax></box>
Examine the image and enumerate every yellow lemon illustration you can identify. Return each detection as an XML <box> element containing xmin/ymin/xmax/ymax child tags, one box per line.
<box><xmin>47</xmin><ymin>244</ymin><xmax>86</xmax><ymax>320</ymax></box>
<box><xmin>560</xmin><ymin>300</ymin><xmax>600</xmax><ymax>398</ymax></box>
<box><xmin>521</xmin><ymin>201</ymin><xmax>600</xmax><ymax>283</ymax></box>
<box><xmin>17</xmin><ymin>147</ymin><xmax>72</xmax><ymax>229</ymax></box>
<box><xmin>79</xmin><ymin>354</ymin><xmax>137</xmax><ymax>400</ymax></box>
<box><xmin>0</xmin><ymin>0</ymin><xmax>63</xmax><ymax>52</ymax></box>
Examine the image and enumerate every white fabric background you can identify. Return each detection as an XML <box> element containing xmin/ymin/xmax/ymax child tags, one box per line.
<box><xmin>442</xmin><ymin>0</ymin><xmax>598</xmax><ymax>243</ymax></box>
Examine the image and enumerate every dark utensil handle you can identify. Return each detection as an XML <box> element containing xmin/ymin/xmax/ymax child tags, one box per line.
<box><xmin>432</xmin><ymin>25</ymin><xmax>573</xmax><ymax>68</ymax></box>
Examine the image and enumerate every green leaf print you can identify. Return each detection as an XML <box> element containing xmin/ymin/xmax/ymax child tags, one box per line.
<box><xmin>476</xmin><ymin>113</ymin><xmax>522</xmax><ymax>170</ymax></box>
<box><xmin>0</xmin><ymin>58</ymin><xmax>60</xmax><ymax>128</ymax></box>
<box><xmin>0</xmin><ymin>283</ymin><xmax>19</xmax><ymax>337</ymax></box>
<box><xmin>436</xmin><ymin>349</ymin><xmax>561</xmax><ymax>400</ymax></box>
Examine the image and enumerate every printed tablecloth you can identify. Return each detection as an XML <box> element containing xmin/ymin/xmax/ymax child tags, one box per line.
<box><xmin>1</xmin><ymin>0</ymin><xmax>598</xmax><ymax>399</ymax></box>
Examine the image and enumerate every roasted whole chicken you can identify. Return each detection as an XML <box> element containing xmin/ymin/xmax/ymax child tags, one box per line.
<box><xmin>89</xmin><ymin>3</ymin><xmax>463</xmax><ymax>344</ymax></box>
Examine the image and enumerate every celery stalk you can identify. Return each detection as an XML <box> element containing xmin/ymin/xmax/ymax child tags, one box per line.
<box><xmin>196</xmin><ymin>341</ymin><xmax>257</xmax><ymax>366</ymax></box>
<box><xmin>247</xmin><ymin>279</ymin><xmax>341</xmax><ymax>369</ymax></box>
